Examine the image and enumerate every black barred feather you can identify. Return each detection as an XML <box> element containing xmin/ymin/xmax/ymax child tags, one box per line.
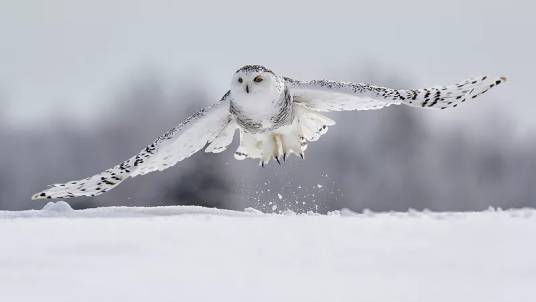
<box><xmin>32</xmin><ymin>94</ymin><xmax>233</xmax><ymax>200</ymax></box>
<box><xmin>286</xmin><ymin>76</ymin><xmax>506</xmax><ymax>112</ymax></box>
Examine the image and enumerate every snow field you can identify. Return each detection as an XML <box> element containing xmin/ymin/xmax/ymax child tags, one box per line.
<box><xmin>0</xmin><ymin>202</ymin><xmax>535</xmax><ymax>302</ymax></box>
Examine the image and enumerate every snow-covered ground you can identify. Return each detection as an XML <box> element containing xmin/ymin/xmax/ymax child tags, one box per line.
<box><xmin>1</xmin><ymin>202</ymin><xmax>535</xmax><ymax>302</ymax></box>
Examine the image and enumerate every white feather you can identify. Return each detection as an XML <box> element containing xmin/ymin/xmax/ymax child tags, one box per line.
<box><xmin>286</xmin><ymin>76</ymin><xmax>506</xmax><ymax>112</ymax></box>
<box><xmin>33</xmin><ymin>93</ymin><xmax>233</xmax><ymax>200</ymax></box>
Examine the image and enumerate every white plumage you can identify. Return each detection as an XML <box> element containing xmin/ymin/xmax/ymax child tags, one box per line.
<box><xmin>32</xmin><ymin>65</ymin><xmax>506</xmax><ymax>200</ymax></box>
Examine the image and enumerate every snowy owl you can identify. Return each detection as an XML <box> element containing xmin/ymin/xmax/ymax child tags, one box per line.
<box><xmin>33</xmin><ymin>65</ymin><xmax>506</xmax><ymax>200</ymax></box>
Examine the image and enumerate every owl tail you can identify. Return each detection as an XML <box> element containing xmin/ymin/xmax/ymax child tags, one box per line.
<box><xmin>233</xmin><ymin>104</ymin><xmax>335</xmax><ymax>166</ymax></box>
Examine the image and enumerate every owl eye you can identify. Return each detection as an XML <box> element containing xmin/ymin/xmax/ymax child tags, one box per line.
<box><xmin>254</xmin><ymin>76</ymin><xmax>263</xmax><ymax>83</ymax></box>
<box><xmin>238</xmin><ymin>77</ymin><xmax>243</xmax><ymax>83</ymax></box>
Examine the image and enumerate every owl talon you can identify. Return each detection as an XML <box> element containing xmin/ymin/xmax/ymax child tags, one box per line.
<box><xmin>276</xmin><ymin>157</ymin><xmax>281</xmax><ymax>165</ymax></box>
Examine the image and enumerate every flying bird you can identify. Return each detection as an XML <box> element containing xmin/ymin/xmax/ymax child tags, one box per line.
<box><xmin>33</xmin><ymin>65</ymin><xmax>506</xmax><ymax>200</ymax></box>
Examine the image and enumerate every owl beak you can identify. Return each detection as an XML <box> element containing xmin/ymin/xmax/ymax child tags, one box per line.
<box><xmin>245</xmin><ymin>84</ymin><xmax>249</xmax><ymax>94</ymax></box>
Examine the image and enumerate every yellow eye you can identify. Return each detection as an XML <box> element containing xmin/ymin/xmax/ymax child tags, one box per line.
<box><xmin>254</xmin><ymin>76</ymin><xmax>263</xmax><ymax>83</ymax></box>
<box><xmin>238</xmin><ymin>77</ymin><xmax>243</xmax><ymax>83</ymax></box>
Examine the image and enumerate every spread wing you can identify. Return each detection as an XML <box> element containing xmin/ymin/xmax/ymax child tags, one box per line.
<box><xmin>285</xmin><ymin>76</ymin><xmax>506</xmax><ymax>112</ymax></box>
<box><xmin>32</xmin><ymin>91</ymin><xmax>234</xmax><ymax>200</ymax></box>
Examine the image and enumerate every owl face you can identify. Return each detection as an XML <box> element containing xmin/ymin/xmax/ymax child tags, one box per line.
<box><xmin>231</xmin><ymin>65</ymin><xmax>280</xmax><ymax>98</ymax></box>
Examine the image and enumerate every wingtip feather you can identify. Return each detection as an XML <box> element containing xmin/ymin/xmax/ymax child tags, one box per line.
<box><xmin>31</xmin><ymin>192</ymin><xmax>49</xmax><ymax>200</ymax></box>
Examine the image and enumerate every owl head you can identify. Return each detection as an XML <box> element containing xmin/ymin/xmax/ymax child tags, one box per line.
<box><xmin>231</xmin><ymin>65</ymin><xmax>282</xmax><ymax>98</ymax></box>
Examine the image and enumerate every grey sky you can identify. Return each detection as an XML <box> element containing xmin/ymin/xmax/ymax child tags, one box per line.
<box><xmin>0</xmin><ymin>0</ymin><xmax>533</xmax><ymax>133</ymax></box>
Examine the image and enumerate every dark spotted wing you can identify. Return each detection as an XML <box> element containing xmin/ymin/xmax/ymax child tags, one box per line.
<box><xmin>32</xmin><ymin>92</ymin><xmax>232</xmax><ymax>200</ymax></box>
<box><xmin>285</xmin><ymin>76</ymin><xmax>506</xmax><ymax>112</ymax></box>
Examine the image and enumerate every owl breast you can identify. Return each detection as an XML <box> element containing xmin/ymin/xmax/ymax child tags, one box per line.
<box><xmin>230</xmin><ymin>86</ymin><xmax>294</xmax><ymax>133</ymax></box>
